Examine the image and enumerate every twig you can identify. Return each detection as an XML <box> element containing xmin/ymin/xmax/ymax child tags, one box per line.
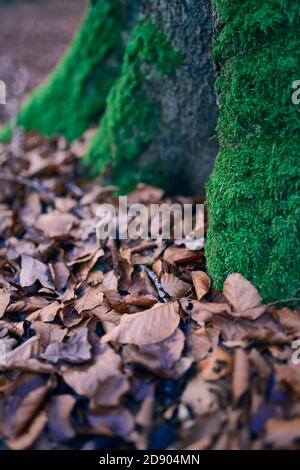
<box><xmin>268</xmin><ymin>297</ymin><xmax>300</xmax><ymax>306</ymax></box>
<box><xmin>143</xmin><ymin>265</ymin><xmax>171</xmax><ymax>303</ymax></box>
<box><xmin>0</xmin><ymin>172</ymin><xmax>56</xmax><ymax>202</ymax></box>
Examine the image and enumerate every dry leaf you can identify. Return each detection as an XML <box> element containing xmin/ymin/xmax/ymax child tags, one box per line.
<box><xmin>181</xmin><ymin>373</ymin><xmax>219</xmax><ymax>416</ymax></box>
<box><xmin>41</xmin><ymin>328</ymin><xmax>91</xmax><ymax>364</ymax></box>
<box><xmin>200</xmin><ymin>347</ymin><xmax>233</xmax><ymax>381</ymax></box>
<box><xmin>101</xmin><ymin>302</ymin><xmax>180</xmax><ymax>346</ymax></box>
<box><xmin>20</xmin><ymin>255</ymin><xmax>53</xmax><ymax>289</ymax></box>
<box><xmin>265</xmin><ymin>418</ymin><xmax>300</xmax><ymax>448</ymax></box>
<box><xmin>164</xmin><ymin>247</ymin><xmax>202</xmax><ymax>264</ymax></box>
<box><xmin>223</xmin><ymin>273</ymin><xmax>262</xmax><ymax>314</ymax></box>
<box><xmin>161</xmin><ymin>273</ymin><xmax>191</xmax><ymax>298</ymax></box>
<box><xmin>36</xmin><ymin>211</ymin><xmax>78</xmax><ymax>238</ymax></box>
<box><xmin>0</xmin><ymin>289</ymin><xmax>10</xmax><ymax>318</ymax></box>
<box><xmin>232</xmin><ymin>348</ymin><xmax>249</xmax><ymax>402</ymax></box>
<box><xmin>191</xmin><ymin>271</ymin><xmax>211</xmax><ymax>300</ymax></box>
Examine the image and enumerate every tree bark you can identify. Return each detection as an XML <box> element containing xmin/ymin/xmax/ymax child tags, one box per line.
<box><xmin>86</xmin><ymin>0</ymin><xmax>218</xmax><ymax>194</ymax></box>
<box><xmin>206</xmin><ymin>0</ymin><xmax>300</xmax><ymax>303</ymax></box>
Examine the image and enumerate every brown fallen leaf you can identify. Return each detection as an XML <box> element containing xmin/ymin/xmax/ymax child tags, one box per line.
<box><xmin>123</xmin><ymin>328</ymin><xmax>185</xmax><ymax>374</ymax></box>
<box><xmin>200</xmin><ymin>346</ymin><xmax>233</xmax><ymax>381</ymax></box>
<box><xmin>164</xmin><ymin>247</ymin><xmax>202</xmax><ymax>264</ymax></box>
<box><xmin>191</xmin><ymin>271</ymin><xmax>211</xmax><ymax>301</ymax></box>
<box><xmin>74</xmin><ymin>286</ymin><xmax>104</xmax><ymax>314</ymax></box>
<box><xmin>0</xmin><ymin>288</ymin><xmax>10</xmax><ymax>318</ymax></box>
<box><xmin>86</xmin><ymin>408</ymin><xmax>134</xmax><ymax>438</ymax></box>
<box><xmin>232</xmin><ymin>348</ymin><xmax>249</xmax><ymax>402</ymax></box>
<box><xmin>187</xmin><ymin>327</ymin><xmax>215</xmax><ymax>361</ymax></box>
<box><xmin>32</xmin><ymin>321</ymin><xmax>68</xmax><ymax>350</ymax></box>
<box><xmin>19</xmin><ymin>255</ymin><xmax>53</xmax><ymax>289</ymax></box>
<box><xmin>2</xmin><ymin>336</ymin><xmax>54</xmax><ymax>373</ymax></box>
<box><xmin>60</xmin><ymin>345</ymin><xmax>128</xmax><ymax>406</ymax></box>
<box><xmin>223</xmin><ymin>273</ymin><xmax>262</xmax><ymax>315</ymax></box>
<box><xmin>124</xmin><ymin>293</ymin><xmax>157</xmax><ymax>308</ymax></box>
<box><xmin>47</xmin><ymin>395</ymin><xmax>76</xmax><ymax>443</ymax></box>
<box><xmin>265</xmin><ymin>418</ymin><xmax>300</xmax><ymax>448</ymax></box>
<box><xmin>275</xmin><ymin>364</ymin><xmax>300</xmax><ymax>396</ymax></box>
<box><xmin>41</xmin><ymin>328</ymin><xmax>92</xmax><ymax>364</ymax></box>
<box><xmin>104</xmin><ymin>290</ymin><xmax>129</xmax><ymax>314</ymax></box>
<box><xmin>101</xmin><ymin>301</ymin><xmax>180</xmax><ymax>346</ymax></box>
<box><xmin>6</xmin><ymin>411</ymin><xmax>48</xmax><ymax>450</ymax></box>
<box><xmin>180</xmin><ymin>298</ymin><xmax>231</xmax><ymax>323</ymax></box>
<box><xmin>276</xmin><ymin>307</ymin><xmax>300</xmax><ymax>336</ymax></box>
<box><xmin>0</xmin><ymin>374</ymin><xmax>53</xmax><ymax>439</ymax></box>
<box><xmin>27</xmin><ymin>301</ymin><xmax>61</xmax><ymax>322</ymax></box>
<box><xmin>36</xmin><ymin>211</ymin><xmax>78</xmax><ymax>238</ymax></box>
<box><xmin>161</xmin><ymin>273</ymin><xmax>191</xmax><ymax>299</ymax></box>
<box><xmin>50</xmin><ymin>261</ymin><xmax>70</xmax><ymax>290</ymax></box>
<box><xmin>181</xmin><ymin>373</ymin><xmax>219</xmax><ymax>416</ymax></box>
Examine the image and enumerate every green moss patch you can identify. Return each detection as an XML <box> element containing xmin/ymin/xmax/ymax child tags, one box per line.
<box><xmin>84</xmin><ymin>19</ymin><xmax>182</xmax><ymax>193</ymax></box>
<box><xmin>206</xmin><ymin>0</ymin><xmax>300</xmax><ymax>302</ymax></box>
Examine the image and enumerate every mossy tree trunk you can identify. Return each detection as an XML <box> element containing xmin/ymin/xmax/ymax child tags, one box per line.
<box><xmin>0</xmin><ymin>0</ymin><xmax>218</xmax><ymax>195</ymax></box>
<box><xmin>86</xmin><ymin>0</ymin><xmax>218</xmax><ymax>194</ymax></box>
<box><xmin>206</xmin><ymin>0</ymin><xmax>300</xmax><ymax>303</ymax></box>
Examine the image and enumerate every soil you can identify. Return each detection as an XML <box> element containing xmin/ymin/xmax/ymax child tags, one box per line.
<box><xmin>0</xmin><ymin>0</ymin><xmax>86</xmax><ymax>124</ymax></box>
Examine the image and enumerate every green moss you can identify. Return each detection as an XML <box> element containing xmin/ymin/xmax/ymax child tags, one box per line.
<box><xmin>0</xmin><ymin>122</ymin><xmax>12</xmax><ymax>142</ymax></box>
<box><xmin>0</xmin><ymin>0</ymin><xmax>123</xmax><ymax>142</ymax></box>
<box><xmin>206</xmin><ymin>0</ymin><xmax>300</xmax><ymax>303</ymax></box>
<box><xmin>84</xmin><ymin>19</ymin><xmax>182</xmax><ymax>193</ymax></box>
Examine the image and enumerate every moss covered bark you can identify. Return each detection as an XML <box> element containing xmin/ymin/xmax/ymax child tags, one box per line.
<box><xmin>206</xmin><ymin>0</ymin><xmax>300</xmax><ymax>302</ymax></box>
<box><xmin>84</xmin><ymin>0</ymin><xmax>218</xmax><ymax>194</ymax></box>
<box><xmin>0</xmin><ymin>0</ymin><xmax>123</xmax><ymax>142</ymax></box>
<box><xmin>84</xmin><ymin>19</ymin><xmax>183</xmax><ymax>193</ymax></box>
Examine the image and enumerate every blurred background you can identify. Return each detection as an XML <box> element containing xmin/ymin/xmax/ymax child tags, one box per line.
<box><xmin>0</xmin><ymin>0</ymin><xmax>86</xmax><ymax>124</ymax></box>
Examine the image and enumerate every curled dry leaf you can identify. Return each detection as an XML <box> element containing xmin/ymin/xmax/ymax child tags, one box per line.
<box><xmin>104</xmin><ymin>290</ymin><xmax>129</xmax><ymax>314</ymax></box>
<box><xmin>181</xmin><ymin>373</ymin><xmax>219</xmax><ymax>417</ymax></box>
<box><xmin>6</xmin><ymin>411</ymin><xmax>48</xmax><ymax>450</ymax></box>
<box><xmin>123</xmin><ymin>328</ymin><xmax>185</xmax><ymax>374</ymax></box>
<box><xmin>86</xmin><ymin>409</ymin><xmax>135</xmax><ymax>438</ymax></box>
<box><xmin>60</xmin><ymin>345</ymin><xmax>128</xmax><ymax>406</ymax></box>
<box><xmin>74</xmin><ymin>287</ymin><xmax>104</xmax><ymax>314</ymax></box>
<box><xmin>47</xmin><ymin>395</ymin><xmax>76</xmax><ymax>443</ymax></box>
<box><xmin>41</xmin><ymin>328</ymin><xmax>92</xmax><ymax>364</ymax></box>
<box><xmin>27</xmin><ymin>301</ymin><xmax>61</xmax><ymax>322</ymax></box>
<box><xmin>20</xmin><ymin>255</ymin><xmax>53</xmax><ymax>289</ymax></box>
<box><xmin>164</xmin><ymin>247</ymin><xmax>202</xmax><ymax>264</ymax></box>
<box><xmin>101</xmin><ymin>301</ymin><xmax>180</xmax><ymax>346</ymax></box>
<box><xmin>161</xmin><ymin>273</ymin><xmax>191</xmax><ymax>299</ymax></box>
<box><xmin>191</xmin><ymin>271</ymin><xmax>211</xmax><ymax>301</ymax></box>
<box><xmin>232</xmin><ymin>348</ymin><xmax>249</xmax><ymax>402</ymax></box>
<box><xmin>0</xmin><ymin>374</ymin><xmax>53</xmax><ymax>445</ymax></box>
<box><xmin>2</xmin><ymin>336</ymin><xmax>54</xmax><ymax>373</ymax></box>
<box><xmin>180</xmin><ymin>298</ymin><xmax>231</xmax><ymax>323</ymax></box>
<box><xmin>200</xmin><ymin>346</ymin><xmax>233</xmax><ymax>381</ymax></box>
<box><xmin>223</xmin><ymin>273</ymin><xmax>262</xmax><ymax>315</ymax></box>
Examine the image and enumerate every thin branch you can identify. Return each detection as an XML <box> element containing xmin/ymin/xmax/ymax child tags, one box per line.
<box><xmin>0</xmin><ymin>173</ymin><xmax>56</xmax><ymax>202</ymax></box>
<box><xmin>143</xmin><ymin>265</ymin><xmax>171</xmax><ymax>303</ymax></box>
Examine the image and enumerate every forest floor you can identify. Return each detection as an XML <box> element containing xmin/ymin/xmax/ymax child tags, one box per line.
<box><xmin>0</xmin><ymin>132</ymin><xmax>299</xmax><ymax>450</ymax></box>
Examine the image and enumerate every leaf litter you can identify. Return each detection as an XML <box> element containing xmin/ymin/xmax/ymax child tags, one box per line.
<box><xmin>0</xmin><ymin>133</ymin><xmax>299</xmax><ymax>450</ymax></box>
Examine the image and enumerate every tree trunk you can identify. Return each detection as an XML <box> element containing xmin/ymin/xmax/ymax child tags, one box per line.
<box><xmin>0</xmin><ymin>0</ymin><xmax>218</xmax><ymax>195</ymax></box>
<box><xmin>86</xmin><ymin>0</ymin><xmax>218</xmax><ymax>194</ymax></box>
<box><xmin>206</xmin><ymin>0</ymin><xmax>300</xmax><ymax>303</ymax></box>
